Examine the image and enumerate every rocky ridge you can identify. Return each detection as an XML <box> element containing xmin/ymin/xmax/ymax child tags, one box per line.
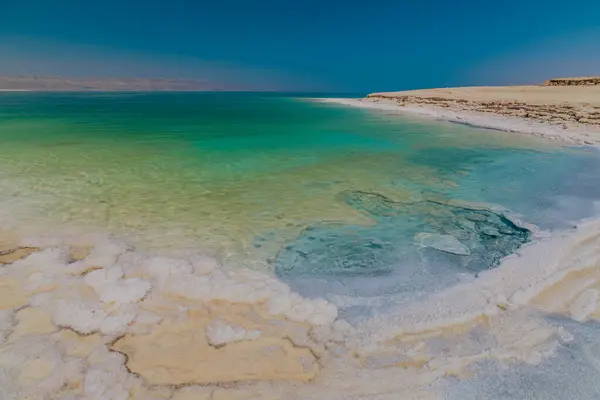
<box><xmin>543</xmin><ymin>77</ymin><xmax>600</xmax><ymax>86</ymax></box>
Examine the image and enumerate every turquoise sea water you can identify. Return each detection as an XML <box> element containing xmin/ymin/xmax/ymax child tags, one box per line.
<box><xmin>4</xmin><ymin>92</ymin><xmax>600</xmax><ymax>398</ymax></box>
<box><xmin>1</xmin><ymin>92</ymin><xmax>600</xmax><ymax>307</ymax></box>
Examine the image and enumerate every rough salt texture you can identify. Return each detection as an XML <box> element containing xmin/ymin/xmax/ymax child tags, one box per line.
<box><xmin>568</xmin><ymin>289</ymin><xmax>599</xmax><ymax>322</ymax></box>
<box><xmin>112</xmin><ymin>315</ymin><xmax>319</xmax><ymax>385</ymax></box>
<box><xmin>2</xmin><ymin>220</ymin><xmax>600</xmax><ymax>399</ymax></box>
<box><xmin>205</xmin><ymin>319</ymin><xmax>261</xmax><ymax>347</ymax></box>
<box><xmin>415</xmin><ymin>232</ymin><xmax>471</xmax><ymax>256</ymax></box>
<box><xmin>0</xmin><ymin>237</ymin><xmax>342</xmax><ymax>398</ymax></box>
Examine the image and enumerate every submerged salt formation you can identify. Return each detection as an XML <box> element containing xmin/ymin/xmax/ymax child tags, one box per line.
<box><xmin>276</xmin><ymin>190</ymin><xmax>530</xmax><ymax>279</ymax></box>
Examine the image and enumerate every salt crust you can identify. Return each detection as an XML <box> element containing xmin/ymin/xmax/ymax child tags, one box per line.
<box><xmin>1</xmin><ymin>217</ymin><xmax>600</xmax><ymax>398</ymax></box>
<box><xmin>359</xmin><ymin>217</ymin><xmax>600</xmax><ymax>344</ymax></box>
<box><xmin>205</xmin><ymin>319</ymin><xmax>261</xmax><ymax>347</ymax></box>
<box><xmin>568</xmin><ymin>289</ymin><xmax>599</xmax><ymax>322</ymax></box>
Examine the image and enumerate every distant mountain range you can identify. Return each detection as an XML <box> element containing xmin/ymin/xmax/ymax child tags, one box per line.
<box><xmin>0</xmin><ymin>76</ymin><xmax>243</xmax><ymax>91</ymax></box>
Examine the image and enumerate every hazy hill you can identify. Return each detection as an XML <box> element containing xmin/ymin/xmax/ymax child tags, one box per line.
<box><xmin>0</xmin><ymin>76</ymin><xmax>237</xmax><ymax>91</ymax></box>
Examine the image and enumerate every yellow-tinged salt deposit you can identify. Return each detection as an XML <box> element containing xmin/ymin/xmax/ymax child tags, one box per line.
<box><xmin>112</xmin><ymin>315</ymin><xmax>319</xmax><ymax>385</ymax></box>
<box><xmin>1</xmin><ymin>213</ymin><xmax>600</xmax><ymax>399</ymax></box>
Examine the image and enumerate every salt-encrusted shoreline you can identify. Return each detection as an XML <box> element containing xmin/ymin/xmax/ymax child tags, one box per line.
<box><xmin>319</xmin><ymin>97</ymin><xmax>600</xmax><ymax>145</ymax></box>
<box><xmin>3</xmin><ymin>196</ymin><xmax>600</xmax><ymax>399</ymax></box>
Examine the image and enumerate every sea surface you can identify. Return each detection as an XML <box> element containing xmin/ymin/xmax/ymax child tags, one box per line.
<box><xmin>1</xmin><ymin>92</ymin><xmax>600</xmax><ymax>301</ymax></box>
<box><xmin>3</xmin><ymin>92</ymin><xmax>600</xmax><ymax>398</ymax></box>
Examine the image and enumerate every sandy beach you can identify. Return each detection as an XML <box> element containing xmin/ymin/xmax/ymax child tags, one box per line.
<box><xmin>323</xmin><ymin>84</ymin><xmax>600</xmax><ymax>144</ymax></box>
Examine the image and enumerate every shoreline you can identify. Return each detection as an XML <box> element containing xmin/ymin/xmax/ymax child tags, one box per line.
<box><xmin>3</xmin><ymin>91</ymin><xmax>600</xmax><ymax>398</ymax></box>
<box><xmin>319</xmin><ymin>94</ymin><xmax>600</xmax><ymax>145</ymax></box>
<box><xmin>3</xmin><ymin>184</ymin><xmax>600</xmax><ymax>398</ymax></box>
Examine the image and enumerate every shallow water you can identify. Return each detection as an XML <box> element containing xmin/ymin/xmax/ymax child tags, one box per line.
<box><xmin>1</xmin><ymin>92</ymin><xmax>599</xmax><ymax>294</ymax></box>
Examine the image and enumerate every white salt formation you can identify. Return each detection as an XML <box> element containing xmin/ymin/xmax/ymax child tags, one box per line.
<box><xmin>415</xmin><ymin>232</ymin><xmax>471</xmax><ymax>255</ymax></box>
<box><xmin>205</xmin><ymin>319</ymin><xmax>261</xmax><ymax>347</ymax></box>
<box><xmin>568</xmin><ymin>289</ymin><xmax>599</xmax><ymax>322</ymax></box>
<box><xmin>1</xmin><ymin>217</ymin><xmax>600</xmax><ymax>399</ymax></box>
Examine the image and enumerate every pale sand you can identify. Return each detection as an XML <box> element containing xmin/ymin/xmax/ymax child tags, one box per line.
<box><xmin>321</xmin><ymin>85</ymin><xmax>600</xmax><ymax>144</ymax></box>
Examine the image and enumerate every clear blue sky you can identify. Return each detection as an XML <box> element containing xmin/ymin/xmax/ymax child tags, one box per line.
<box><xmin>0</xmin><ymin>0</ymin><xmax>599</xmax><ymax>92</ymax></box>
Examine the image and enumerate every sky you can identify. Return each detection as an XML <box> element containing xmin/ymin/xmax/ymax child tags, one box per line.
<box><xmin>0</xmin><ymin>0</ymin><xmax>599</xmax><ymax>92</ymax></box>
